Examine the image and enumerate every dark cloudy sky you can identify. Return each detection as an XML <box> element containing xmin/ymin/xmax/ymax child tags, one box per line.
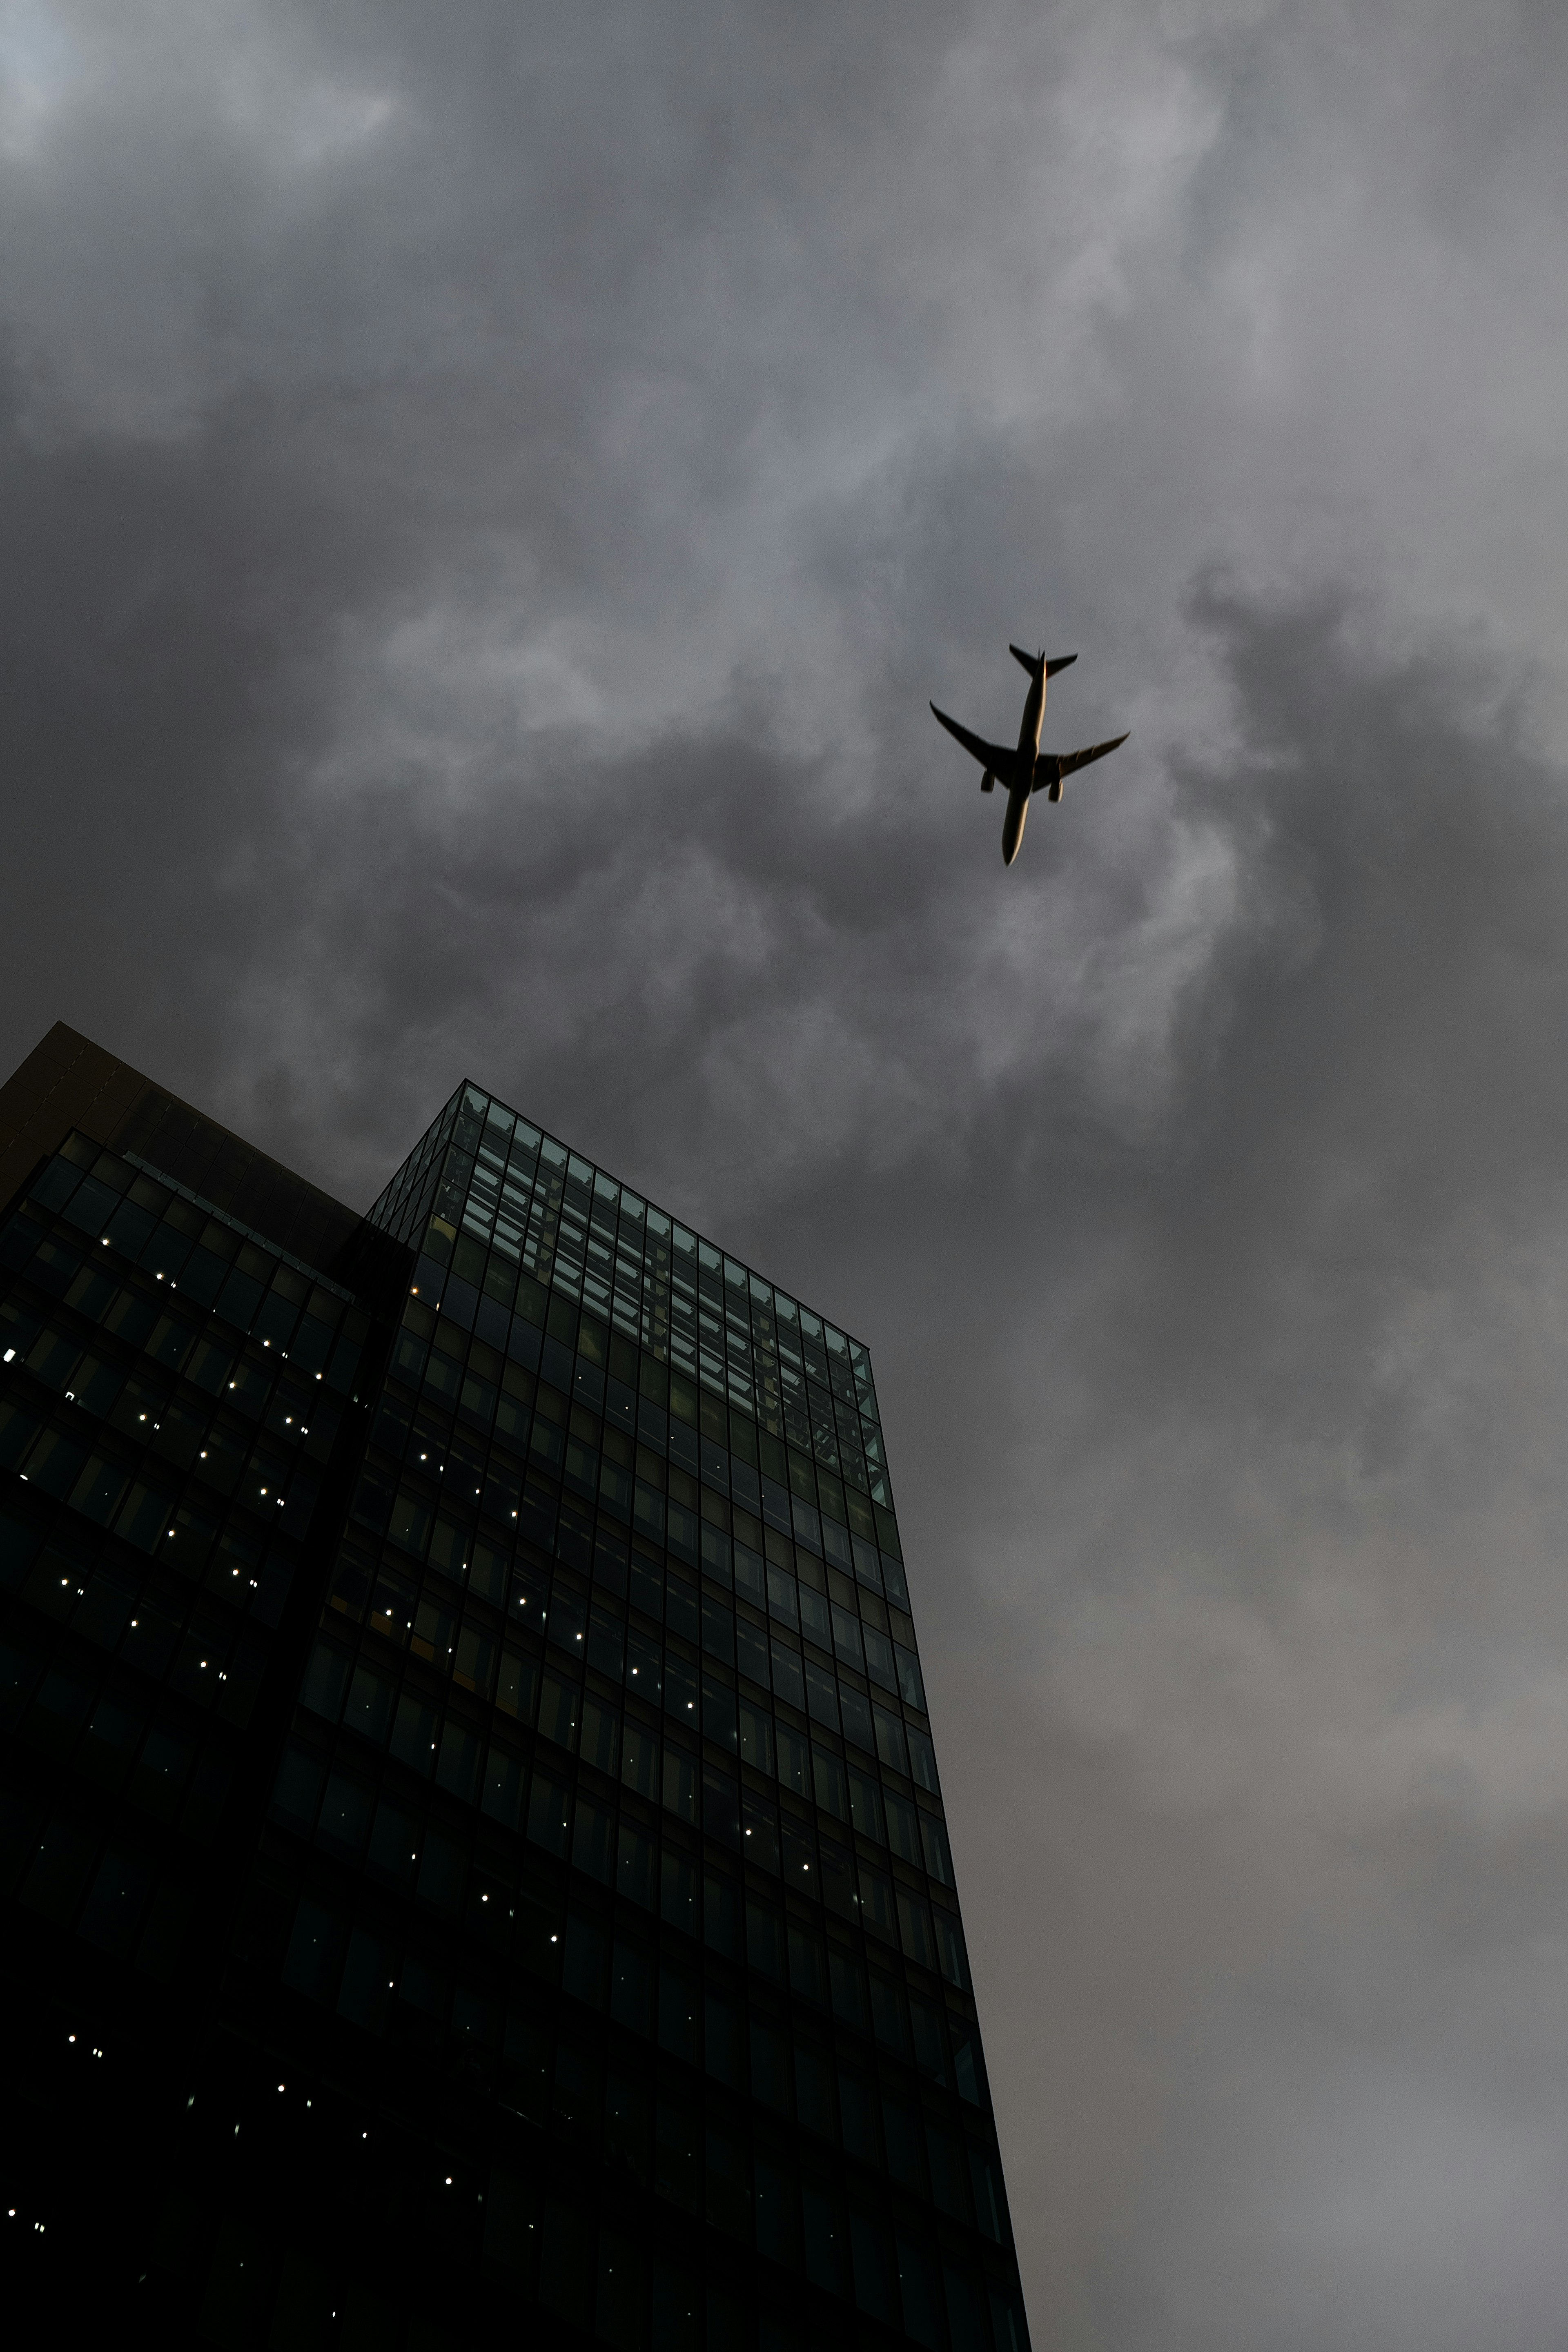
<box><xmin>7</xmin><ymin>2</ymin><xmax>1568</xmax><ymax>2341</ymax></box>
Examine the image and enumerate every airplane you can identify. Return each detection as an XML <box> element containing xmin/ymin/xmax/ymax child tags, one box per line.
<box><xmin>930</xmin><ymin>645</ymin><xmax>1129</xmax><ymax>865</ymax></box>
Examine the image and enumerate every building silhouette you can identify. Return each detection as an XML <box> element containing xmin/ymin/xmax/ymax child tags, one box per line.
<box><xmin>0</xmin><ymin>1024</ymin><xmax>1028</xmax><ymax>2351</ymax></box>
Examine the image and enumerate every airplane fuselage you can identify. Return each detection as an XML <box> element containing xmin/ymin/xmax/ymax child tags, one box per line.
<box><xmin>1002</xmin><ymin>665</ymin><xmax>1048</xmax><ymax>865</ymax></box>
<box><xmin>929</xmin><ymin>641</ymin><xmax>1125</xmax><ymax>864</ymax></box>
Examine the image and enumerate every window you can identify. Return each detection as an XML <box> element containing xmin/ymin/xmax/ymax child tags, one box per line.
<box><xmin>704</xmin><ymin>1989</ymin><xmax>743</xmax><ymax>2089</ymax></box>
<box><xmin>626</xmin><ymin>1626</ymin><xmax>662</xmax><ymax>1704</ymax></box>
<box><xmin>703</xmin><ymin>1762</ymin><xmax>741</xmax><ymax>1850</ymax></box>
<box><xmin>754</xmin><ymin>2150</ymin><xmax>799</xmax><ymax>2268</ymax></box>
<box><xmin>658</xmin><ymin>1963</ymin><xmax>699</xmax><ymax>2063</ymax></box>
<box><xmin>617</xmin><ymin>1822</ymin><xmax>655</xmax><ymax>1909</ymax></box>
<box><xmin>848</xmin><ymin>1767</ymin><xmax>884</xmax><ymax>1842</ymax></box>
<box><xmin>885</xmin><ymin>1790</ymin><xmax>922</xmax><ymax>1866</ymax></box>
<box><xmin>896</xmin><ymin>2236</ymin><xmax>944</xmax><ymax>2350</ymax></box>
<box><xmin>771</xmin><ymin>1641</ymin><xmax>805</xmax><ymax>1712</ymax></box>
<box><xmin>766</xmin><ymin>1564</ymin><xmax>798</xmax><ymax>1629</ymax></box>
<box><xmin>547</xmin><ymin>1585</ymin><xmax>587</xmax><ymax>1653</ymax></box>
<box><xmin>910</xmin><ymin>1992</ymin><xmax>949</xmax><ymax>2082</ymax></box>
<box><xmin>390</xmin><ymin>1692</ymin><xmax>437</xmax><ymax>1775</ymax></box>
<box><xmin>588</xmin><ymin>1605</ymin><xmax>625</xmax><ymax>1679</ymax></box>
<box><xmin>367</xmin><ymin>1795</ymin><xmax>418</xmax><ymax>1886</ymax></box>
<box><xmin>610</xmin><ymin>1940</ymin><xmax>654</xmax><ymax>2035</ymax></box>
<box><xmin>738</xmin><ymin>1696</ymin><xmax>773</xmax><ymax>1772</ymax></box>
<box><xmin>316</xmin><ymin>1770</ymin><xmax>372</xmax><ymax>1859</ymax></box>
<box><xmin>746</xmin><ymin>1900</ymin><xmax>785</xmax><ymax>1985</ymax></box>
<box><xmin>338</xmin><ymin>1925</ymin><xmax>396</xmax><ymax>2036</ymax></box>
<box><xmin>580</xmin><ymin>1695</ymin><xmax>618</xmax><ymax>1774</ymax></box>
<box><xmin>734</xmin><ymin>1613</ymin><xmax>769</xmax><ymax>1688</ymax></box>
<box><xmin>662</xmin><ymin>1743</ymin><xmax>696</xmax><ymax>1823</ymax></box>
<box><xmin>78</xmin><ymin>1846</ymin><xmax>153</xmax><ymax>1956</ymax></box>
<box><xmin>850</xmin><ymin>2212</ymin><xmax>894</xmax><ymax>2323</ymax></box>
<box><xmin>528</xmin><ymin>1773</ymin><xmax>571</xmax><ymax>1857</ymax></box>
<box><xmin>702</xmin><ymin>1673</ymin><xmax>737</xmax><ymax>1752</ymax></box>
<box><xmin>873</xmin><ymin>1705</ymin><xmax>908</xmax><ymax>1774</ymax></box>
<box><xmin>860</xmin><ymin>1627</ymin><xmax>893</xmax><ymax>1703</ymax></box>
<box><xmin>605</xmin><ymin>2067</ymin><xmax>651</xmax><ymax>2183</ymax></box>
<box><xmin>839</xmin><ymin>1682</ymin><xmax>876</xmax><ymax>1754</ymax></box>
<box><xmin>804</xmin><ymin>1658</ymin><xmax>839</xmax><ymax>1730</ymax></box>
<box><xmin>706</xmin><ymin>2122</ymin><xmax>749</xmax><ymax>2237</ymax></box>
<box><xmin>933</xmin><ymin>1907</ymin><xmax>970</xmax><ymax>1990</ymax></box>
<box><xmin>539</xmin><ymin>2198</ymin><xmax>594</xmax><ymax>2327</ymax></box>
<box><xmin>776</xmin><ymin>1722</ymin><xmax>809</xmax><ymax>1797</ymax></box>
<box><xmin>870</xmin><ymin>1971</ymin><xmax>907</xmax><ymax>2055</ymax></box>
<box><xmin>969</xmin><ymin>2147</ymin><xmax>1006</xmax><ymax>2242</ymax></box>
<box><xmin>838</xmin><ymin>2068</ymin><xmax>880</xmax><ymax>2165</ymax></box>
<box><xmin>781</xmin><ymin>1813</ymin><xmax>816</xmax><ymax>1896</ymax></box>
<box><xmin>271</xmin><ymin>1740</ymin><xmax>323</xmax><ymax>1828</ymax></box>
<box><xmin>655</xmin><ymin>2100</ymin><xmax>701</xmax><ymax>2212</ymax></box>
<box><xmin>597</xmin><ymin>2228</ymin><xmax>646</xmax><ymax>2352</ymax></box>
<box><xmin>494</xmin><ymin>1648</ymin><xmax>537</xmax><ymax>1721</ymax></box>
<box><xmin>436</xmin><ymin>1717</ymin><xmax>481</xmax><ymax>1804</ymax></box>
<box><xmin>799</xmin><ymin>1586</ymin><xmax>832</xmax><ymax>1650</ymax></box>
<box><xmin>133</xmin><ymin>1726</ymin><xmax>192</xmax><ymax>1820</ymax></box>
<box><xmin>858</xmin><ymin>1864</ymin><xmax>897</xmax><ymax>1944</ymax></box>
<box><xmin>283</xmin><ymin>1897</ymin><xmax>346</xmax><ymax>2003</ymax></box>
<box><xmin>802</xmin><ymin>2183</ymin><xmax>849</xmax><ymax>2297</ymax></box>
<box><xmin>665</xmin><ymin>1575</ymin><xmax>699</xmax><ymax>1640</ymax></box>
<box><xmin>620</xmin><ymin>1717</ymin><xmax>657</xmax><ymax>1798</ymax></box>
<box><xmin>482</xmin><ymin>1744</ymin><xmax>525</xmax><ymax>1830</ymax></box>
<box><xmin>944</xmin><ymin>2267</ymin><xmax>989</xmax><ymax>2352</ymax></box>
<box><xmin>898</xmin><ymin>1887</ymin><xmax>935</xmax><ymax>1970</ymax></box>
<box><xmin>661</xmin><ymin>1849</ymin><xmax>698</xmax><ymax>1934</ymax></box>
<box><xmin>812</xmin><ymin>1747</ymin><xmax>848</xmax><ymax>1821</ymax></box>
<box><xmin>343</xmin><ymin>1662</ymin><xmax>393</xmax><ymax>1744</ymax></box>
<box><xmin>564</xmin><ymin>1913</ymin><xmax>609</xmax><ymax>2008</ymax></box>
<box><xmin>905</xmin><ymin>1722</ymin><xmax>940</xmax><ymax>1794</ymax></box>
<box><xmin>927</xmin><ymin>2126</ymin><xmax>968</xmax><ymax>2221</ymax></box>
<box><xmin>819</xmin><ymin>1838</ymin><xmax>856</xmax><ymax>1920</ymax></box>
<box><xmin>417</xmin><ymin>1825</ymin><xmax>466</xmax><ymax>1914</ymax></box>
<box><xmin>953</xmin><ymin>2031</ymin><xmax>984</xmax><ymax>2105</ymax></box>
<box><xmin>793</xmin><ymin>2041</ymin><xmax>835</xmax><ymax>2138</ymax></box>
<box><xmin>538</xmin><ymin>1670</ymin><xmax>580</xmax><ymax>1751</ymax></box>
<box><xmin>742</xmin><ymin>1788</ymin><xmax>779</xmax><ymax>1873</ymax></box>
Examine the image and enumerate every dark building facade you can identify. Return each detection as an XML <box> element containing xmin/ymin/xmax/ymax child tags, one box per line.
<box><xmin>0</xmin><ymin>1024</ymin><xmax>1027</xmax><ymax>2352</ymax></box>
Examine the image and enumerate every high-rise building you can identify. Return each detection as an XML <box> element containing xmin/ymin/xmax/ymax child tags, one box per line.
<box><xmin>0</xmin><ymin>1023</ymin><xmax>1028</xmax><ymax>2352</ymax></box>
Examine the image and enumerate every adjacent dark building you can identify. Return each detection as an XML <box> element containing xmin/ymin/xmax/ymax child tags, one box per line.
<box><xmin>0</xmin><ymin>1024</ymin><xmax>1027</xmax><ymax>2352</ymax></box>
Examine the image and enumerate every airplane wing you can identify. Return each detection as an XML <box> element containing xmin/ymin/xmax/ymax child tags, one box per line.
<box><xmin>930</xmin><ymin>704</ymin><xmax>1013</xmax><ymax>774</ymax></box>
<box><xmin>1033</xmin><ymin>733</ymin><xmax>1129</xmax><ymax>793</ymax></box>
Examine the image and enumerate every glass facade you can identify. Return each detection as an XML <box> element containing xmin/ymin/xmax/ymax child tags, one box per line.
<box><xmin>0</xmin><ymin>1037</ymin><xmax>1027</xmax><ymax>2352</ymax></box>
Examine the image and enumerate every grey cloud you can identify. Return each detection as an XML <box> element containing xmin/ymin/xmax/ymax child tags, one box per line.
<box><xmin>6</xmin><ymin>3</ymin><xmax>1568</xmax><ymax>2345</ymax></box>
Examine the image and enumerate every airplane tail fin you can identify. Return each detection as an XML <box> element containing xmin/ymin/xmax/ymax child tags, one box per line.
<box><xmin>1010</xmin><ymin>645</ymin><xmax>1078</xmax><ymax>679</ymax></box>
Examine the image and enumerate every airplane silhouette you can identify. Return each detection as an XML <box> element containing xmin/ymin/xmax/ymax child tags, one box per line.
<box><xmin>931</xmin><ymin>646</ymin><xmax>1128</xmax><ymax>865</ymax></box>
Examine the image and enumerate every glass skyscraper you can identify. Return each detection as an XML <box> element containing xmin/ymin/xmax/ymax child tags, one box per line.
<box><xmin>0</xmin><ymin>1023</ymin><xmax>1027</xmax><ymax>2352</ymax></box>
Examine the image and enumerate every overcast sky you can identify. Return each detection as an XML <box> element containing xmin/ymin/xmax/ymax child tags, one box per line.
<box><xmin>7</xmin><ymin>2</ymin><xmax>1568</xmax><ymax>2342</ymax></box>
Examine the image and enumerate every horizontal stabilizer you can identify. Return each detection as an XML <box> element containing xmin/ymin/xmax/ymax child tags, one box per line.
<box><xmin>931</xmin><ymin>702</ymin><xmax>1013</xmax><ymax>775</ymax></box>
<box><xmin>1033</xmin><ymin>732</ymin><xmax>1129</xmax><ymax>801</ymax></box>
<box><xmin>1009</xmin><ymin>646</ymin><xmax>1078</xmax><ymax>679</ymax></box>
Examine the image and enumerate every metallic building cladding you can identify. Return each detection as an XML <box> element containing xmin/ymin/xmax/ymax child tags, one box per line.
<box><xmin>0</xmin><ymin>1048</ymin><xmax>1029</xmax><ymax>2352</ymax></box>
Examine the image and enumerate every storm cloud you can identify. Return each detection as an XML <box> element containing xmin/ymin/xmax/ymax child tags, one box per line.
<box><xmin>5</xmin><ymin>2</ymin><xmax>1568</xmax><ymax>2343</ymax></box>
